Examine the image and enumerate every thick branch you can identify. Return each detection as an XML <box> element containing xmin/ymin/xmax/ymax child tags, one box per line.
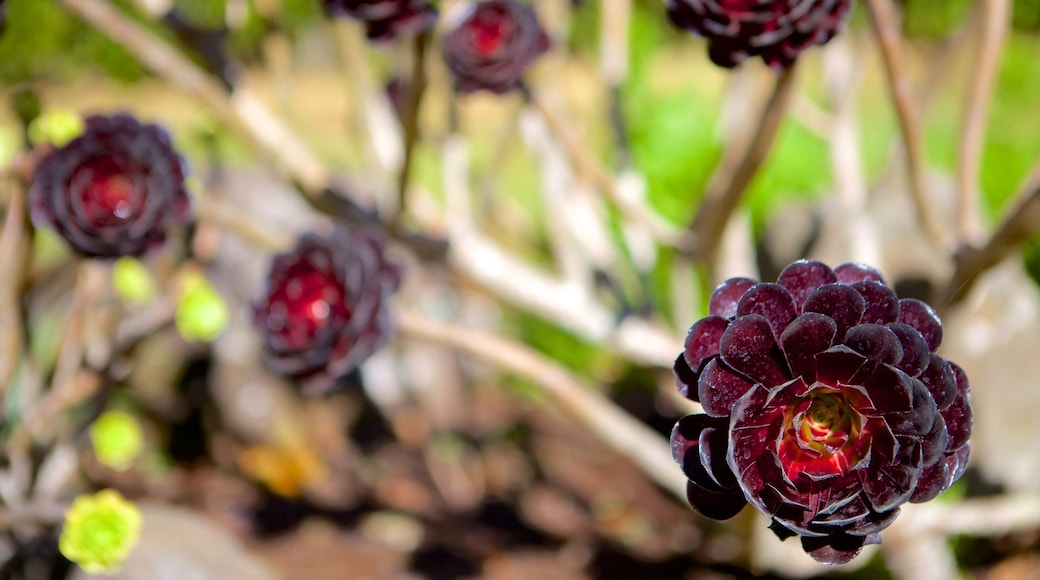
<box><xmin>864</xmin><ymin>0</ymin><xmax>946</xmax><ymax>249</ymax></box>
<box><xmin>395</xmin><ymin>310</ymin><xmax>688</xmax><ymax>503</ymax></box>
<box><xmin>689</xmin><ymin>64</ymin><xmax>798</xmax><ymax>275</ymax></box>
<box><xmin>956</xmin><ymin>0</ymin><xmax>1010</xmax><ymax>242</ymax></box>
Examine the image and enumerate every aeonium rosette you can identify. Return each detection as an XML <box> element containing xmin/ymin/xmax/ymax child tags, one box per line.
<box><xmin>252</xmin><ymin>225</ymin><xmax>401</xmax><ymax>395</ymax></box>
<box><xmin>671</xmin><ymin>260</ymin><xmax>972</xmax><ymax>564</ymax></box>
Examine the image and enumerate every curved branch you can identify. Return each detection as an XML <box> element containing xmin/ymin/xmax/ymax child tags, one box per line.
<box><xmin>956</xmin><ymin>0</ymin><xmax>1011</xmax><ymax>242</ymax></box>
<box><xmin>864</xmin><ymin>0</ymin><xmax>947</xmax><ymax>250</ymax></box>
<box><xmin>689</xmin><ymin>64</ymin><xmax>798</xmax><ymax>275</ymax></box>
<box><xmin>395</xmin><ymin>310</ymin><xmax>689</xmax><ymax>504</ymax></box>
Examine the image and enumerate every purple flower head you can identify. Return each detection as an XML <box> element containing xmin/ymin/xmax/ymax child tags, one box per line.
<box><xmin>30</xmin><ymin>114</ymin><xmax>190</xmax><ymax>259</ymax></box>
<box><xmin>323</xmin><ymin>0</ymin><xmax>437</xmax><ymax>41</ymax></box>
<box><xmin>665</xmin><ymin>0</ymin><xmax>854</xmax><ymax>69</ymax></box>
<box><xmin>442</xmin><ymin>0</ymin><xmax>551</xmax><ymax>94</ymax></box>
<box><xmin>671</xmin><ymin>260</ymin><xmax>973</xmax><ymax>564</ymax></box>
<box><xmin>252</xmin><ymin>225</ymin><xmax>402</xmax><ymax>395</ymax></box>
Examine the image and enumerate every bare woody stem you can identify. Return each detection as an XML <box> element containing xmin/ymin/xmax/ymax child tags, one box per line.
<box><xmin>864</xmin><ymin>0</ymin><xmax>947</xmax><ymax>250</ymax></box>
<box><xmin>956</xmin><ymin>0</ymin><xmax>1010</xmax><ymax>242</ymax></box>
<box><xmin>395</xmin><ymin>310</ymin><xmax>689</xmax><ymax>504</ymax></box>
<box><xmin>57</xmin><ymin>0</ymin><xmax>329</xmax><ymax>195</ymax></box>
<box><xmin>689</xmin><ymin>63</ymin><xmax>798</xmax><ymax>276</ymax></box>
<box><xmin>0</xmin><ymin>175</ymin><xmax>32</xmax><ymax>397</ymax></box>
<box><xmin>525</xmin><ymin>91</ymin><xmax>692</xmax><ymax>250</ymax></box>
<box><xmin>393</xmin><ymin>29</ymin><xmax>432</xmax><ymax>226</ymax></box>
<box><xmin>935</xmin><ymin>159</ymin><xmax>1040</xmax><ymax>307</ymax></box>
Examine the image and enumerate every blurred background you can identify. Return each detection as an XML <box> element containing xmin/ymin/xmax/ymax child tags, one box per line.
<box><xmin>2</xmin><ymin>0</ymin><xmax>1040</xmax><ymax>578</ymax></box>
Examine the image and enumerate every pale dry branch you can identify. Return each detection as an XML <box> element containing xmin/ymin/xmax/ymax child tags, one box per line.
<box><xmin>58</xmin><ymin>0</ymin><xmax>329</xmax><ymax>195</ymax></box>
<box><xmin>863</xmin><ymin>0</ymin><xmax>947</xmax><ymax>250</ymax></box>
<box><xmin>395</xmin><ymin>310</ymin><xmax>688</xmax><ymax>503</ymax></box>
<box><xmin>527</xmin><ymin>93</ymin><xmax>690</xmax><ymax>250</ymax></box>
<box><xmin>956</xmin><ymin>0</ymin><xmax>1011</xmax><ymax>243</ymax></box>
<box><xmin>0</xmin><ymin>177</ymin><xmax>31</xmax><ymax>396</ymax></box>
<box><xmin>689</xmin><ymin>64</ymin><xmax>798</xmax><ymax>276</ymax></box>
<box><xmin>936</xmin><ymin>159</ymin><xmax>1040</xmax><ymax>306</ymax></box>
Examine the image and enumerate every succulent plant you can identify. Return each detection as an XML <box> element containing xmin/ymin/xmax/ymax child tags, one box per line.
<box><xmin>59</xmin><ymin>489</ymin><xmax>142</xmax><ymax>574</ymax></box>
<box><xmin>671</xmin><ymin>260</ymin><xmax>973</xmax><ymax>564</ymax></box>
<box><xmin>323</xmin><ymin>0</ymin><xmax>437</xmax><ymax>41</ymax></box>
<box><xmin>29</xmin><ymin>113</ymin><xmax>190</xmax><ymax>259</ymax></box>
<box><xmin>442</xmin><ymin>0</ymin><xmax>551</xmax><ymax>94</ymax></box>
<box><xmin>252</xmin><ymin>225</ymin><xmax>401</xmax><ymax>394</ymax></box>
<box><xmin>665</xmin><ymin>0</ymin><xmax>854</xmax><ymax>69</ymax></box>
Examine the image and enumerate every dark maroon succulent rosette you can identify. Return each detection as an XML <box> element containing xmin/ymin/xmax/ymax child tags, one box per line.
<box><xmin>253</xmin><ymin>225</ymin><xmax>402</xmax><ymax>395</ymax></box>
<box><xmin>29</xmin><ymin>114</ymin><xmax>190</xmax><ymax>259</ymax></box>
<box><xmin>671</xmin><ymin>260</ymin><xmax>972</xmax><ymax>564</ymax></box>
<box><xmin>665</xmin><ymin>0</ymin><xmax>853</xmax><ymax>69</ymax></box>
<box><xmin>442</xmin><ymin>0</ymin><xmax>551</xmax><ymax>94</ymax></box>
<box><xmin>323</xmin><ymin>0</ymin><xmax>437</xmax><ymax>41</ymax></box>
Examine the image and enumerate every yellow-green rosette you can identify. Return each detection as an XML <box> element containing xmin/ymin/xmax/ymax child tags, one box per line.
<box><xmin>111</xmin><ymin>258</ymin><xmax>158</xmax><ymax>306</ymax></box>
<box><xmin>28</xmin><ymin>109</ymin><xmax>85</xmax><ymax>148</ymax></box>
<box><xmin>59</xmin><ymin>489</ymin><xmax>142</xmax><ymax>574</ymax></box>
<box><xmin>90</xmin><ymin>410</ymin><xmax>145</xmax><ymax>471</ymax></box>
<box><xmin>175</xmin><ymin>271</ymin><xmax>229</xmax><ymax>342</ymax></box>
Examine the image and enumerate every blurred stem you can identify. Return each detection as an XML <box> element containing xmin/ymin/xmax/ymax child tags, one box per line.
<box><xmin>935</xmin><ymin>158</ymin><xmax>1040</xmax><ymax>307</ymax></box>
<box><xmin>393</xmin><ymin>29</ymin><xmax>432</xmax><ymax>227</ymax></box>
<box><xmin>689</xmin><ymin>64</ymin><xmax>798</xmax><ymax>278</ymax></box>
<box><xmin>525</xmin><ymin>90</ymin><xmax>691</xmax><ymax>250</ymax></box>
<box><xmin>864</xmin><ymin>0</ymin><xmax>947</xmax><ymax>250</ymax></box>
<box><xmin>395</xmin><ymin>310</ymin><xmax>689</xmax><ymax>504</ymax></box>
<box><xmin>0</xmin><ymin>174</ymin><xmax>32</xmax><ymax>398</ymax></box>
<box><xmin>956</xmin><ymin>0</ymin><xmax>1010</xmax><ymax>243</ymax></box>
<box><xmin>5</xmin><ymin>263</ymin><xmax>105</xmax><ymax>456</ymax></box>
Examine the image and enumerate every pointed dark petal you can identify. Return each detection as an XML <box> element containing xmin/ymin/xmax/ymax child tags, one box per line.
<box><xmin>674</xmin><ymin>353</ymin><xmax>698</xmax><ymax>401</ymax></box>
<box><xmin>949</xmin><ymin>442</ymin><xmax>971</xmax><ymax>482</ymax></box>
<box><xmin>887</xmin><ymin>322</ymin><xmax>930</xmax><ymax>377</ymax></box>
<box><xmin>700</xmin><ymin>423</ymin><xmax>738</xmax><ymax>488</ymax></box>
<box><xmin>921</xmin><ymin>414</ymin><xmax>949</xmax><ymax>466</ymax></box>
<box><xmin>672</xmin><ymin>414</ymin><xmax>740</xmax><ymax>495</ymax></box>
<box><xmin>686</xmin><ymin>480</ymin><xmax>748</xmax><ymax>521</ymax></box>
<box><xmin>779</xmin><ymin>312</ymin><xmax>837</xmax><ymax>383</ymax></box>
<box><xmin>769</xmin><ymin>519</ymin><xmax>799</xmax><ymax>540</ymax></box>
<box><xmin>815</xmin><ymin>345</ymin><xmax>867</xmax><ymax>386</ymax></box>
<box><xmin>736</xmin><ymin>283</ymin><xmax>797</xmax><ymax>339</ymax></box>
<box><xmin>776</xmin><ymin>260</ymin><xmax>837</xmax><ymax>311</ymax></box>
<box><xmin>861</xmin><ymin>363</ymin><xmax>911</xmax><ymax>413</ymax></box>
<box><xmin>720</xmin><ymin>314</ymin><xmax>791</xmax><ymax>387</ymax></box>
<box><xmin>698</xmin><ymin>358</ymin><xmax>755</xmax><ymax>417</ymax></box>
<box><xmin>844</xmin><ymin>324</ymin><xmax>903</xmax><ymax>368</ymax></box>
<box><xmin>852</xmin><ymin>281</ymin><xmax>900</xmax><ymax>325</ymax></box>
<box><xmin>859</xmin><ymin>436</ymin><xmax>921</xmax><ymax>512</ymax></box>
<box><xmin>898</xmin><ymin>299</ymin><xmax>943</xmax><ymax>351</ymax></box>
<box><xmin>801</xmin><ymin>533</ymin><xmax>866</xmax><ymax>565</ymax></box>
<box><xmin>709</xmin><ymin>277</ymin><xmax>757</xmax><ymax>318</ymax></box>
<box><xmin>682</xmin><ymin>316</ymin><xmax>729</xmax><ymax>374</ymax></box>
<box><xmin>918</xmin><ymin>354</ymin><xmax>957</xmax><ymax>410</ymax></box>
<box><xmin>834</xmin><ymin>262</ymin><xmax>886</xmax><ymax>285</ymax></box>
<box><xmin>804</xmin><ymin>284</ymin><xmax>866</xmax><ymax>340</ymax></box>
<box><xmin>941</xmin><ymin>387</ymin><xmax>973</xmax><ymax>452</ymax></box>
<box><xmin>909</xmin><ymin>457</ymin><xmax>951</xmax><ymax>504</ymax></box>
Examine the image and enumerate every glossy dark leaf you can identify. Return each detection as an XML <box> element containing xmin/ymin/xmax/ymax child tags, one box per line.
<box><xmin>720</xmin><ymin>315</ymin><xmax>791</xmax><ymax>387</ymax></box>
<box><xmin>780</xmin><ymin>312</ymin><xmax>837</xmax><ymax>383</ymax></box>
<box><xmin>804</xmin><ymin>284</ymin><xmax>866</xmax><ymax>340</ymax></box>
<box><xmin>834</xmin><ymin>262</ymin><xmax>885</xmax><ymax>285</ymax></box>
<box><xmin>736</xmin><ymin>283</ymin><xmax>797</xmax><ymax>339</ymax></box>
<box><xmin>898</xmin><ymin>299</ymin><xmax>943</xmax><ymax>351</ymax></box>
<box><xmin>887</xmin><ymin>322</ymin><xmax>931</xmax><ymax>377</ymax></box>
<box><xmin>698</xmin><ymin>358</ymin><xmax>755</xmax><ymax>417</ymax></box>
<box><xmin>776</xmin><ymin>260</ymin><xmax>838</xmax><ymax>311</ymax></box>
<box><xmin>852</xmin><ymin>281</ymin><xmax>900</xmax><ymax>325</ymax></box>
<box><xmin>709</xmin><ymin>277</ymin><xmax>756</xmax><ymax>318</ymax></box>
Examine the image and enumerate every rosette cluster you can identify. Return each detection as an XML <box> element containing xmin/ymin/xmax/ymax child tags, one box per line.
<box><xmin>252</xmin><ymin>226</ymin><xmax>402</xmax><ymax>394</ymax></box>
<box><xmin>323</xmin><ymin>0</ymin><xmax>437</xmax><ymax>41</ymax></box>
<box><xmin>665</xmin><ymin>0</ymin><xmax>854</xmax><ymax>69</ymax></box>
<box><xmin>671</xmin><ymin>260</ymin><xmax>973</xmax><ymax>564</ymax></box>
<box><xmin>30</xmin><ymin>114</ymin><xmax>190</xmax><ymax>259</ymax></box>
<box><xmin>442</xmin><ymin>0</ymin><xmax>550</xmax><ymax>94</ymax></box>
